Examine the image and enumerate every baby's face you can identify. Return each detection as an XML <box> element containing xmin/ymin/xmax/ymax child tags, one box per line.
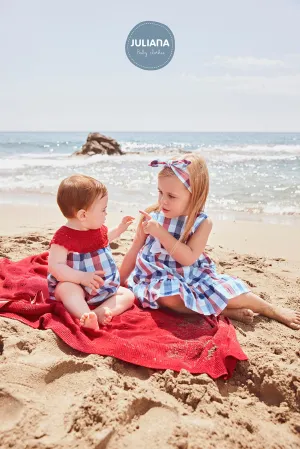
<box><xmin>157</xmin><ymin>175</ymin><xmax>191</xmax><ymax>218</ymax></box>
<box><xmin>85</xmin><ymin>194</ymin><xmax>108</xmax><ymax>229</ymax></box>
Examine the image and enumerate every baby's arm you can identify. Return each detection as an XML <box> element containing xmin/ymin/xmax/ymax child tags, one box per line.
<box><xmin>48</xmin><ymin>244</ymin><xmax>104</xmax><ymax>290</ymax></box>
<box><xmin>108</xmin><ymin>216</ymin><xmax>135</xmax><ymax>242</ymax></box>
<box><xmin>119</xmin><ymin>223</ymin><xmax>147</xmax><ymax>285</ymax></box>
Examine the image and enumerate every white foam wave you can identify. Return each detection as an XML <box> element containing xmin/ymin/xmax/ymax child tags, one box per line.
<box><xmin>0</xmin><ymin>153</ymin><xmax>155</xmax><ymax>170</ymax></box>
<box><xmin>263</xmin><ymin>204</ymin><xmax>300</xmax><ymax>215</ymax></box>
<box><xmin>7</xmin><ymin>152</ymin><xmax>71</xmax><ymax>159</ymax></box>
<box><xmin>121</xmin><ymin>141</ymin><xmax>165</xmax><ymax>151</ymax></box>
<box><xmin>0</xmin><ymin>183</ymin><xmax>57</xmax><ymax>196</ymax></box>
<box><xmin>207</xmin><ymin>199</ymin><xmax>300</xmax><ymax>216</ymax></box>
<box><xmin>197</xmin><ymin>144</ymin><xmax>300</xmax><ymax>154</ymax></box>
<box><xmin>204</xmin><ymin>153</ymin><xmax>299</xmax><ymax>162</ymax></box>
<box><xmin>120</xmin><ymin>141</ymin><xmax>193</xmax><ymax>151</ymax></box>
<box><xmin>0</xmin><ymin>185</ymin><xmax>298</xmax><ymax>216</ymax></box>
<box><xmin>0</xmin><ymin>148</ymin><xmax>299</xmax><ymax>171</ymax></box>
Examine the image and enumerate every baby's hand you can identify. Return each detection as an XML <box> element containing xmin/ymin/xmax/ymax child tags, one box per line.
<box><xmin>118</xmin><ymin>216</ymin><xmax>135</xmax><ymax>233</ymax></box>
<box><xmin>80</xmin><ymin>270</ymin><xmax>105</xmax><ymax>291</ymax></box>
<box><xmin>139</xmin><ymin>210</ymin><xmax>162</xmax><ymax>238</ymax></box>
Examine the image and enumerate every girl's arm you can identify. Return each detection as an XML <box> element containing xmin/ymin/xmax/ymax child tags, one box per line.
<box><xmin>48</xmin><ymin>244</ymin><xmax>104</xmax><ymax>288</ymax></box>
<box><xmin>119</xmin><ymin>223</ymin><xmax>147</xmax><ymax>285</ymax></box>
<box><xmin>140</xmin><ymin>211</ymin><xmax>212</xmax><ymax>266</ymax></box>
<box><xmin>157</xmin><ymin>218</ymin><xmax>212</xmax><ymax>265</ymax></box>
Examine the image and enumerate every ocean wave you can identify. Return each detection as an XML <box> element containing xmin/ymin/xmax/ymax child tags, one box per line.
<box><xmin>6</xmin><ymin>152</ymin><xmax>72</xmax><ymax>159</ymax></box>
<box><xmin>201</xmin><ymin>152</ymin><xmax>300</xmax><ymax>162</ymax></box>
<box><xmin>121</xmin><ymin>141</ymin><xmax>193</xmax><ymax>151</ymax></box>
<box><xmin>0</xmin><ymin>189</ymin><xmax>298</xmax><ymax>217</ymax></box>
<box><xmin>0</xmin><ymin>174</ymin><xmax>298</xmax><ymax>221</ymax></box>
<box><xmin>0</xmin><ymin>141</ymin><xmax>80</xmax><ymax>150</ymax></box>
<box><xmin>0</xmin><ymin>184</ymin><xmax>57</xmax><ymax>196</ymax></box>
<box><xmin>0</xmin><ymin>153</ymin><xmax>157</xmax><ymax>170</ymax></box>
<box><xmin>196</xmin><ymin>144</ymin><xmax>300</xmax><ymax>154</ymax></box>
<box><xmin>2</xmin><ymin>139</ymin><xmax>300</xmax><ymax>155</ymax></box>
<box><xmin>0</xmin><ymin>148</ymin><xmax>299</xmax><ymax>170</ymax></box>
<box><xmin>0</xmin><ymin>132</ymin><xmax>299</xmax><ymax>219</ymax></box>
<box><xmin>206</xmin><ymin>199</ymin><xmax>300</xmax><ymax>216</ymax></box>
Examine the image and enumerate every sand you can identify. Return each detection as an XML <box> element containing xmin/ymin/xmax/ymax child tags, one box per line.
<box><xmin>0</xmin><ymin>205</ymin><xmax>299</xmax><ymax>449</ymax></box>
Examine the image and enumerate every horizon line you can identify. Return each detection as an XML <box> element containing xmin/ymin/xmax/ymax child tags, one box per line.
<box><xmin>1</xmin><ymin>130</ymin><xmax>300</xmax><ymax>133</ymax></box>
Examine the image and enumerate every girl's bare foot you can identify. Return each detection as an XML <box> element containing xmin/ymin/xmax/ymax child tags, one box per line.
<box><xmin>80</xmin><ymin>312</ymin><xmax>99</xmax><ymax>330</ymax></box>
<box><xmin>222</xmin><ymin>308</ymin><xmax>258</xmax><ymax>324</ymax></box>
<box><xmin>96</xmin><ymin>307</ymin><xmax>113</xmax><ymax>325</ymax></box>
<box><xmin>270</xmin><ymin>306</ymin><xmax>300</xmax><ymax>330</ymax></box>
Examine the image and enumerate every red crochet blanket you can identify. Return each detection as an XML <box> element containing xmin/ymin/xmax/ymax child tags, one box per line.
<box><xmin>0</xmin><ymin>252</ymin><xmax>247</xmax><ymax>378</ymax></box>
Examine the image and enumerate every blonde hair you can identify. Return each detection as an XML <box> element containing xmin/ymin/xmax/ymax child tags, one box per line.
<box><xmin>141</xmin><ymin>153</ymin><xmax>209</xmax><ymax>244</ymax></box>
<box><xmin>57</xmin><ymin>174</ymin><xmax>107</xmax><ymax>218</ymax></box>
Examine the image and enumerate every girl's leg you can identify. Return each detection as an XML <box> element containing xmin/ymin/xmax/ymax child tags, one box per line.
<box><xmin>158</xmin><ymin>295</ymin><xmax>256</xmax><ymax>324</ymax></box>
<box><xmin>157</xmin><ymin>293</ymin><xmax>300</xmax><ymax>329</ymax></box>
<box><xmin>226</xmin><ymin>292</ymin><xmax>300</xmax><ymax>329</ymax></box>
<box><xmin>93</xmin><ymin>286</ymin><xmax>135</xmax><ymax>325</ymax></box>
<box><xmin>55</xmin><ymin>281</ymin><xmax>99</xmax><ymax>330</ymax></box>
<box><xmin>157</xmin><ymin>295</ymin><xmax>197</xmax><ymax>314</ymax></box>
<box><xmin>221</xmin><ymin>308</ymin><xmax>257</xmax><ymax>324</ymax></box>
<box><xmin>157</xmin><ymin>295</ymin><xmax>253</xmax><ymax>322</ymax></box>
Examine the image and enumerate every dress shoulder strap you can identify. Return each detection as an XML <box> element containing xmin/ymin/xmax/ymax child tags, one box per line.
<box><xmin>190</xmin><ymin>212</ymin><xmax>208</xmax><ymax>234</ymax></box>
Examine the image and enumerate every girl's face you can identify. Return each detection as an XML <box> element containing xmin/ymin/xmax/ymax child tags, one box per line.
<box><xmin>83</xmin><ymin>194</ymin><xmax>108</xmax><ymax>229</ymax></box>
<box><xmin>158</xmin><ymin>175</ymin><xmax>191</xmax><ymax>218</ymax></box>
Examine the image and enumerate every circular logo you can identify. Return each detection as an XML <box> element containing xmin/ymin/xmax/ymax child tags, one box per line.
<box><xmin>125</xmin><ymin>21</ymin><xmax>175</xmax><ymax>71</ymax></box>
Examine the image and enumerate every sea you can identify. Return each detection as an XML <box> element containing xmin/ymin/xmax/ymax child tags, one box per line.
<box><xmin>0</xmin><ymin>131</ymin><xmax>299</xmax><ymax>225</ymax></box>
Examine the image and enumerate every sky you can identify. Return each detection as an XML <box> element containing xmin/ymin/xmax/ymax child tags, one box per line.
<box><xmin>1</xmin><ymin>0</ymin><xmax>300</xmax><ymax>132</ymax></box>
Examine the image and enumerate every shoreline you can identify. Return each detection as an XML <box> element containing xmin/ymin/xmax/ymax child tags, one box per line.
<box><xmin>1</xmin><ymin>192</ymin><xmax>300</xmax><ymax>223</ymax></box>
<box><xmin>1</xmin><ymin>191</ymin><xmax>300</xmax><ymax>228</ymax></box>
<box><xmin>1</xmin><ymin>202</ymin><xmax>300</xmax><ymax>262</ymax></box>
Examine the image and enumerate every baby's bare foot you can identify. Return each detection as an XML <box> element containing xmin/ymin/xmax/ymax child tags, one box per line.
<box><xmin>222</xmin><ymin>308</ymin><xmax>258</xmax><ymax>324</ymax></box>
<box><xmin>270</xmin><ymin>306</ymin><xmax>300</xmax><ymax>330</ymax></box>
<box><xmin>96</xmin><ymin>307</ymin><xmax>113</xmax><ymax>325</ymax></box>
<box><xmin>80</xmin><ymin>312</ymin><xmax>99</xmax><ymax>330</ymax></box>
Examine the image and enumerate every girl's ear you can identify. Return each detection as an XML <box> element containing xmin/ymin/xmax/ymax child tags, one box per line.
<box><xmin>76</xmin><ymin>209</ymin><xmax>86</xmax><ymax>221</ymax></box>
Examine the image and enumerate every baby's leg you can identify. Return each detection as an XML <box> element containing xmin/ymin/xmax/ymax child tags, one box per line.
<box><xmin>225</xmin><ymin>292</ymin><xmax>300</xmax><ymax>329</ymax></box>
<box><xmin>93</xmin><ymin>286</ymin><xmax>135</xmax><ymax>325</ymax></box>
<box><xmin>55</xmin><ymin>281</ymin><xmax>99</xmax><ymax>330</ymax></box>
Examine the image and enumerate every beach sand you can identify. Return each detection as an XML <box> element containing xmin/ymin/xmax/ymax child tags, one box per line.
<box><xmin>0</xmin><ymin>204</ymin><xmax>299</xmax><ymax>449</ymax></box>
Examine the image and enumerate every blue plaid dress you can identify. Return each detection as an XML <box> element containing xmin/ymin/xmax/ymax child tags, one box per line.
<box><xmin>128</xmin><ymin>211</ymin><xmax>249</xmax><ymax>315</ymax></box>
<box><xmin>48</xmin><ymin>226</ymin><xmax>120</xmax><ymax>305</ymax></box>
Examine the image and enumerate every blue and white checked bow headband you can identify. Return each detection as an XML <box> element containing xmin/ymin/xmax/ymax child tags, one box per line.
<box><xmin>149</xmin><ymin>159</ymin><xmax>192</xmax><ymax>193</ymax></box>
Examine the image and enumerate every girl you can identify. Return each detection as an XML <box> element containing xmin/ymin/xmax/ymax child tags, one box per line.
<box><xmin>120</xmin><ymin>154</ymin><xmax>300</xmax><ymax>330</ymax></box>
<box><xmin>48</xmin><ymin>174</ymin><xmax>135</xmax><ymax>331</ymax></box>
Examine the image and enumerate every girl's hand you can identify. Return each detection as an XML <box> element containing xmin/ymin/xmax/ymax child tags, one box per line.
<box><xmin>118</xmin><ymin>216</ymin><xmax>135</xmax><ymax>233</ymax></box>
<box><xmin>139</xmin><ymin>210</ymin><xmax>162</xmax><ymax>238</ymax></box>
<box><xmin>80</xmin><ymin>270</ymin><xmax>105</xmax><ymax>291</ymax></box>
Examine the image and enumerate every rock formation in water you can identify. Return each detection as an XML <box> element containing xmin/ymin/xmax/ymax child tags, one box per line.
<box><xmin>73</xmin><ymin>132</ymin><xmax>124</xmax><ymax>156</ymax></box>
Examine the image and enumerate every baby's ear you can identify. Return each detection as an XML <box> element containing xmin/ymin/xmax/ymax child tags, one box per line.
<box><xmin>76</xmin><ymin>209</ymin><xmax>86</xmax><ymax>221</ymax></box>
